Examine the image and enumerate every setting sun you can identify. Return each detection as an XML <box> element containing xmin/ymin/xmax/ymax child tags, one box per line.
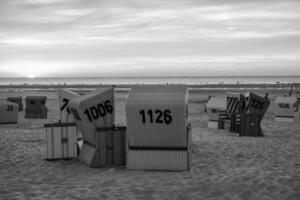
<box><xmin>27</xmin><ymin>74</ymin><xmax>35</xmax><ymax>79</ymax></box>
<box><xmin>0</xmin><ymin>61</ymin><xmax>75</xmax><ymax>78</ymax></box>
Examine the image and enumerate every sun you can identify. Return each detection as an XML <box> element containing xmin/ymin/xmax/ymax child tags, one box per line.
<box><xmin>28</xmin><ymin>74</ymin><xmax>35</xmax><ymax>79</ymax></box>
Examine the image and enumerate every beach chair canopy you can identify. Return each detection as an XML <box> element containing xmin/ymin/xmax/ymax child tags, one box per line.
<box><xmin>227</xmin><ymin>92</ymin><xmax>246</xmax><ymax>115</ymax></box>
<box><xmin>26</xmin><ymin>96</ymin><xmax>47</xmax><ymax>105</ymax></box>
<box><xmin>7</xmin><ymin>96</ymin><xmax>22</xmax><ymax>102</ymax></box>
<box><xmin>57</xmin><ymin>89</ymin><xmax>80</xmax><ymax>123</ymax></box>
<box><xmin>68</xmin><ymin>87</ymin><xmax>114</xmax><ymax>146</ymax></box>
<box><xmin>245</xmin><ymin>92</ymin><xmax>270</xmax><ymax>116</ymax></box>
<box><xmin>126</xmin><ymin>85</ymin><xmax>189</xmax><ymax>147</ymax></box>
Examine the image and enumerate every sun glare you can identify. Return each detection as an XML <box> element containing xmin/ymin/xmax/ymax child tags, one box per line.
<box><xmin>1</xmin><ymin>61</ymin><xmax>62</xmax><ymax>78</ymax></box>
<box><xmin>28</xmin><ymin>74</ymin><xmax>35</xmax><ymax>79</ymax></box>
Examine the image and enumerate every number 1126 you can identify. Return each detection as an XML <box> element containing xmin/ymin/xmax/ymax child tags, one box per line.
<box><xmin>139</xmin><ymin>109</ymin><xmax>172</xmax><ymax>124</ymax></box>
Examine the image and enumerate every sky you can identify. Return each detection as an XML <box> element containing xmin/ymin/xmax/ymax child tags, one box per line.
<box><xmin>0</xmin><ymin>0</ymin><xmax>300</xmax><ymax>78</ymax></box>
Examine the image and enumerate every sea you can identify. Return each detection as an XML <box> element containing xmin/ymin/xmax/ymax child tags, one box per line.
<box><xmin>0</xmin><ymin>76</ymin><xmax>299</xmax><ymax>85</ymax></box>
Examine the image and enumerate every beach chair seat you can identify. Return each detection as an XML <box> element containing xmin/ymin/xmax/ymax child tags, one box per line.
<box><xmin>127</xmin><ymin>124</ymin><xmax>192</xmax><ymax>171</ymax></box>
<box><xmin>78</xmin><ymin>126</ymin><xmax>126</xmax><ymax>168</ymax></box>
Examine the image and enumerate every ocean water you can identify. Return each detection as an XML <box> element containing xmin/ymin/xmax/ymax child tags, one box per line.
<box><xmin>0</xmin><ymin>76</ymin><xmax>299</xmax><ymax>85</ymax></box>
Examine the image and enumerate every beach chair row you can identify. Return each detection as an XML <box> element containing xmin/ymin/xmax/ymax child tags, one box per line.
<box><xmin>206</xmin><ymin>92</ymin><xmax>300</xmax><ymax>136</ymax></box>
<box><xmin>43</xmin><ymin>86</ymin><xmax>299</xmax><ymax>171</ymax></box>
<box><xmin>0</xmin><ymin>96</ymin><xmax>48</xmax><ymax>124</ymax></box>
<box><xmin>44</xmin><ymin>86</ymin><xmax>191</xmax><ymax>171</ymax></box>
<box><xmin>206</xmin><ymin>92</ymin><xmax>271</xmax><ymax>136</ymax></box>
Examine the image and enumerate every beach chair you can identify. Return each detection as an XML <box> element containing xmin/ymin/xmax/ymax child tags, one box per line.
<box><xmin>44</xmin><ymin>122</ymin><xmax>79</xmax><ymax>160</ymax></box>
<box><xmin>0</xmin><ymin>101</ymin><xmax>19</xmax><ymax>124</ymax></box>
<box><xmin>274</xmin><ymin>96</ymin><xmax>299</xmax><ymax>122</ymax></box>
<box><xmin>126</xmin><ymin>85</ymin><xmax>191</xmax><ymax>171</ymax></box>
<box><xmin>240</xmin><ymin>92</ymin><xmax>270</xmax><ymax>136</ymax></box>
<box><xmin>25</xmin><ymin>96</ymin><xmax>48</xmax><ymax>119</ymax></box>
<box><xmin>68</xmin><ymin>88</ymin><xmax>115</xmax><ymax>167</ymax></box>
<box><xmin>226</xmin><ymin>93</ymin><xmax>246</xmax><ymax>133</ymax></box>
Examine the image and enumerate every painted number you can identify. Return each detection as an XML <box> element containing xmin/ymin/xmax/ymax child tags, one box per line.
<box><xmin>139</xmin><ymin>109</ymin><xmax>172</xmax><ymax>125</ymax></box>
<box><xmin>60</xmin><ymin>98</ymin><xmax>71</xmax><ymax>113</ymax></box>
<box><xmin>279</xmin><ymin>103</ymin><xmax>289</xmax><ymax>109</ymax></box>
<box><xmin>7</xmin><ymin>105</ymin><xmax>13</xmax><ymax>112</ymax></box>
<box><xmin>84</xmin><ymin>100</ymin><xmax>113</xmax><ymax>122</ymax></box>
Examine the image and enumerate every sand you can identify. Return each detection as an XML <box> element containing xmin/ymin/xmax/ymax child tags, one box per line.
<box><xmin>0</xmin><ymin>88</ymin><xmax>299</xmax><ymax>200</ymax></box>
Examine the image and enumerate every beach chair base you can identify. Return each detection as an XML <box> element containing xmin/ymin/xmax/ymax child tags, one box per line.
<box><xmin>0</xmin><ymin>122</ymin><xmax>18</xmax><ymax>128</ymax></box>
<box><xmin>240</xmin><ymin>114</ymin><xmax>263</xmax><ymax>137</ymax></box>
<box><xmin>207</xmin><ymin>121</ymin><xmax>218</xmax><ymax>129</ymax></box>
<box><xmin>0</xmin><ymin>121</ymin><xmax>17</xmax><ymax>124</ymax></box>
<box><xmin>25</xmin><ymin>113</ymin><xmax>47</xmax><ymax>119</ymax></box>
<box><xmin>127</xmin><ymin>149</ymin><xmax>191</xmax><ymax>171</ymax></box>
<box><xmin>79</xmin><ymin>127</ymin><xmax>126</xmax><ymax>168</ymax></box>
<box><xmin>79</xmin><ymin>142</ymin><xmax>98</xmax><ymax>167</ymax></box>
<box><xmin>44</xmin><ymin>122</ymin><xmax>78</xmax><ymax>160</ymax></box>
<box><xmin>275</xmin><ymin>117</ymin><xmax>296</xmax><ymax>123</ymax></box>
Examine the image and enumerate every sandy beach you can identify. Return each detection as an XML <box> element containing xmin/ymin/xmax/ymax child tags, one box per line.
<box><xmin>0</xmin><ymin>88</ymin><xmax>299</xmax><ymax>200</ymax></box>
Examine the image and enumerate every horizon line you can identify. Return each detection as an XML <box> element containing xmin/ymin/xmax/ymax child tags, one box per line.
<box><xmin>1</xmin><ymin>75</ymin><xmax>300</xmax><ymax>79</ymax></box>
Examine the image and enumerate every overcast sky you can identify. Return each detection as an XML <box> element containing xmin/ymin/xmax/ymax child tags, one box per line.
<box><xmin>0</xmin><ymin>0</ymin><xmax>299</xmax><ymax>77</ymax></box>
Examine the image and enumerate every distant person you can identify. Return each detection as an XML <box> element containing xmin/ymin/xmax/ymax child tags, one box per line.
<box><xmin>264</xmin><ymin>93</ymin><xmax>269</xmax><ymax>99</ymax></box>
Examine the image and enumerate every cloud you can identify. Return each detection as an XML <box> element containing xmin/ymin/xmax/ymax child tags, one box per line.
<box><xmin>24</xmin><ymin>0</ymin><xmax>71</xmax><ymax>5</ymax></box>
<box><xmin>1</xmin><ymin>38</ymin><xmax>59</xmax><ymax>46</ymax></box>
<box><xmin>0</xmin><ymin>0</ymin><xmax>299</xmax><ymax>77</ymax></box>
